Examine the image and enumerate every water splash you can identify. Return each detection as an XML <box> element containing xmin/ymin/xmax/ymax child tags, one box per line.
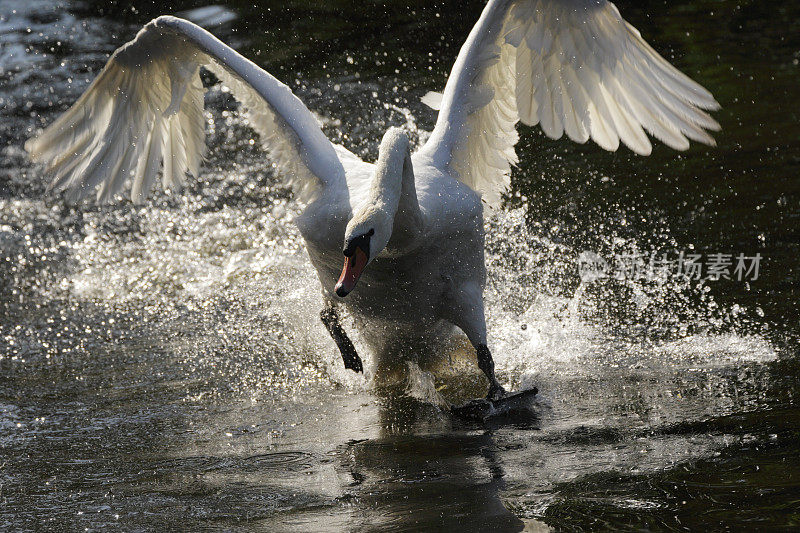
<box><xmin>0</xmin><ymin>0</ymin><xmax>777</xmax><ymax>406</ymax></box>
<box><xmin>482</xmin><ymin>208</ymin><xmax>775</xmax><ymax>391</ymax></box>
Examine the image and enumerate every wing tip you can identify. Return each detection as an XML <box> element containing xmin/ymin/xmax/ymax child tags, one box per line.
<box><xmin>151</xmin><ymin>15</ymin><xmax>186</xmax><ymax>30</ymax></box>
<box><xmin>695</xmin><ymin>132</ymin><xmax>718</xmax><ymax>148</ymax></box>
<box><xmin>699</xmin><ymin>97</ymin><xmax>722</xmax><ymax>113</ymax></box>
<box><xmin>421</xmin><ymin>91</ymin><xmax>443</xmax><ymax>111</ymax></box>
<box><xmin>23</xmin><ymin>135</ymin><xmax>43</xmax><ymax>160</ymax></box>
<box><xmin>701</xmin><ymin>113</ymin><xmax>723</xmax><ymax>132</ymax></box>
<box><xmin>629</xmin><ymin>139</ymin><xmax>653</xmax><ymax>157</ymax></box>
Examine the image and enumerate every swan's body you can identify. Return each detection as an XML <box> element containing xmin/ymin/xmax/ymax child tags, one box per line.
<box><xmin>25</xmin><ymin>1</ymin><xmax>720</xmax><ymax>397</ymax></box>
<box><xmin>301</xmin><ymin>143</ymin><xmax>487</xmax><ymax>360</ymax></box>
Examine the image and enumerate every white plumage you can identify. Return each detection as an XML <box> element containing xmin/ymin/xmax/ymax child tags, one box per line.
<box><xmin>419</xmin><ymin>0</ymin><xmax>720</xmax><ymax>206</ymax></box>
<box><xmin>25</xmin><ymin>1</ymin><xmax>720</xmax><ymax>396</ymax></box>
<box><xmin>25</xmin><ymin>16</ymin><xmax>345</xmax><ymax>204</ymax></box>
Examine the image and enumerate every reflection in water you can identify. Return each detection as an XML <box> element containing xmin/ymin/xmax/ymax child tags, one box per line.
<box><xmin>278</xmin><ymin>397</ymin><xmax>530</xmax><ymax>532</ymax></box>
<box><xmin>1</xmin><ymin>0</ymin><xmax>799</xmax><ymax>531</ymax></box>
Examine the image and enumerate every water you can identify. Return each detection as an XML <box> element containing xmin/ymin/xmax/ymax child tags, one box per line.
<box><xmin>1</xmin><ymin>0</ymin><xmax>799</xmax><ymax>530</ymax></box>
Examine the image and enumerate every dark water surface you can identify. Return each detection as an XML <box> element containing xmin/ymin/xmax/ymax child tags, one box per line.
<box><xmin>1</xmin><ymin>0</ymin><xmax>799</xmax><ymax>531</ymax></box>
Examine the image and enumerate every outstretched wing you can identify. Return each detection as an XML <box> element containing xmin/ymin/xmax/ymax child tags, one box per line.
<box><xmin>418</xmin><ymin>0</ymin><xmax>721</xmax><ymax>206</ymax></box>
<box><xmin>25</xmin><ymin>16</ymin><xmax>346</xmax><ymax>203</ymax></box>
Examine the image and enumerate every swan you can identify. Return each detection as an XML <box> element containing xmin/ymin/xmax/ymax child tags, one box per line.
<box><xmin>25</xmin><ymin>0</ymin><xmax>720</xmax><ymax>400</ymax></box>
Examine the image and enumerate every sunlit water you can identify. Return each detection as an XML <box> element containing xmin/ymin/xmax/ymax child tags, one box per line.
<box><xmin>1</xmin><ymin>1</ymin><xmax>798</xmax><ymax>531</ymax></box>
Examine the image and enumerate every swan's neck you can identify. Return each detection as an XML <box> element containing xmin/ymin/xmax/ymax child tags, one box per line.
<box><xmin>369</xmin><ymin>129</ymin><xmax>423</xmax><ymax>251</ymax></box>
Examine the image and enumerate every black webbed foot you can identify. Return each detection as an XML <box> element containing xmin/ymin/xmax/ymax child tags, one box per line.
<box><xmin>320</xmin><ymin>307</ymin><xmax>363</xmax><ymax>373</ymax></box>
<box><xmin>452</xmin><ymin>387</ymin><xmax>538</xmax><ymax>421</ymax></box>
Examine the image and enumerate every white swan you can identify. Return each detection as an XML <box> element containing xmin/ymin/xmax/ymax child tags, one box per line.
<box><xmin>25</xmin><ymin>0</ymin><xmax>720</xmax><ymax>399</ymax></box>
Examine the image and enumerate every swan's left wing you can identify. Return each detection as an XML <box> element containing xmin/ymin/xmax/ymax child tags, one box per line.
<box><xmin>418</xmin><ymin>0</ymin><xmax>721</xmax><ymax>207</ymax></box>
<box><xmin>25</xmin><ymin>16</ymin><xmax>346</xmax><ymax>203</ymax></box>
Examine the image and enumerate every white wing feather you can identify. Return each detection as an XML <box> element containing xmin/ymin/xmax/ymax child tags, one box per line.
<box><xmin>419</xmin><ymin>0</ymin><xmax>721</xmax><ymax>207</ymax></box>
<box><xmin>25</xmin><ymin>16</ymin><xmax>347</xmax><ymax>203</ymax></box>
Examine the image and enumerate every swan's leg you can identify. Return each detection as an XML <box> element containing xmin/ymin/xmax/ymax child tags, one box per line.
<box><xmin>320</xmin><ymin>306</ymin><xmax>363</xmax><ymax>373</ymax></box>
<box><xmin>477</xmin><ymin>345</ymin><xmax>505</xmax><ymax>401</ymax></box>
<box><xmin>444</xmin><ymin>282</ymin><xmax>506</xmax><ymax>400</ymax></box>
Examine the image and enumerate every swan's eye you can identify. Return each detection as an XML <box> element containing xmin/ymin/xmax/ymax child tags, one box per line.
<box><xmin>343</xmin><ymin>229</ymin><xmax>374</xmax><ymax>257</ymax></box>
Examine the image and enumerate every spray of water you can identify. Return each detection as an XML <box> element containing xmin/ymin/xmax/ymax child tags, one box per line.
<box><xmin>0</xmin><ymin>1</ymin><xmax>776</xmax><ymax>412</ymax></box>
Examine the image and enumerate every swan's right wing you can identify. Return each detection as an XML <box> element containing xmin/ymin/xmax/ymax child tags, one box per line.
<box><xmin>25</xmin><ymin>16</ymin><xmax>347</xmax><ymax>203</ymax></box>
<box><xmin>418</xmin><ymin>0</ymin><xmax>721</xmax><ymax>207</ymax></box>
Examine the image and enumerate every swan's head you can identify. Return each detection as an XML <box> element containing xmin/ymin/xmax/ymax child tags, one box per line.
<box><xmin>335</xmin><ymin>127</ymin><xmax>411</xmax><ymax>298</ymax></box>
<box><xmin>335</xmin><ymin>204</ymin><xmax>393</xmax><ymax>297</ymax></box>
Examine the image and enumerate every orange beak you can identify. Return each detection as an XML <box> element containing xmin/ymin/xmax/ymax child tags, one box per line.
<box><xmin>335</xmin><ymin>247</ymin><xmax>368</xmax><ymax>297</ymax></box>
